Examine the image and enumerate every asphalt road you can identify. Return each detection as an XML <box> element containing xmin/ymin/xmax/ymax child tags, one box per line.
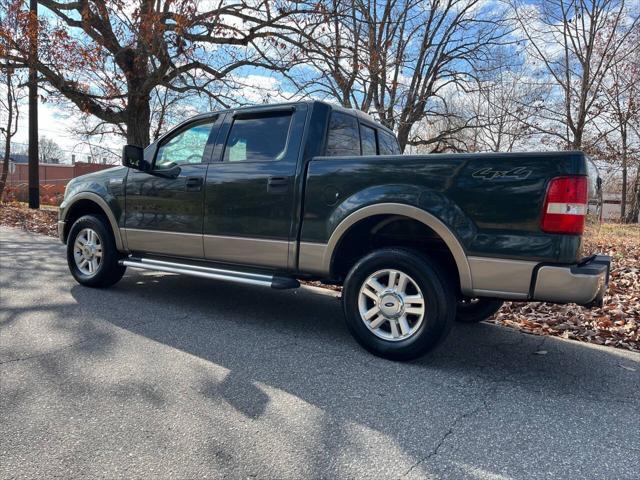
<box><xmin>1</xmin><ymin>226</ymin><xmax>639</xmax><ymax>480</ymax></box>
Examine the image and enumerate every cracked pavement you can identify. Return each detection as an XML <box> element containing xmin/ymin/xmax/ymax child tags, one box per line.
<box><xmin>1</xmin><ymin>226</ymin><xmax>639</xmax><ymax>479</ymax></box>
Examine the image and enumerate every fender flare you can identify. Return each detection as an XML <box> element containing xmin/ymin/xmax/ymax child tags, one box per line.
<box><xmin>324</xmin><ymin>203</ymin><xmax>473</xmax><ymax>295</ymax></box>
<box><xmin>60</xmin><ymin>192</ymin><xmax>126</xmax><ymax>251</ymax></box>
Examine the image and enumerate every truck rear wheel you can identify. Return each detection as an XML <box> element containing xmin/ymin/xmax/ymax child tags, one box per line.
<box><xmin>67</xmin><ymin>214</ymin><xmax>126</xmax><ymax>288</ymax></box>
<box><xmin>342</xmin><ymin>248</ymin><xmax>456</xmax><ymax>361</ymax></box>
<box><xmin>455</xmin><ymin>298</ymin><xmax>503</xmax><ymax>323</ymax></box>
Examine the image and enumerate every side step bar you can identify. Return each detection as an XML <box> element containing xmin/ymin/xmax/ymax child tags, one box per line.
<box><xmin>120</xmin><ymin>257</ymin><xmax>300</xmax><ymax>290</ymax></box>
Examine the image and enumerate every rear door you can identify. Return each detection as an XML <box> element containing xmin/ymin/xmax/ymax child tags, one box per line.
<box><xmin>202</xmin><ymin>104</ymin><xmax>308</xmax><ymax>269</ymax></box>
<box><xmin>124</xmin><ymin>116</ymin><xmax>221</xmax><ymax>258</ymax></box>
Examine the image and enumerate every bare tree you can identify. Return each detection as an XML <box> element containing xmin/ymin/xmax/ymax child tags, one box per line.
<box><xmin>38</xmin><ymin>136</ymin><xmax>64</xmax><ymax>163</ymax></box>
<box><xmin>407</xmin><ymin>92</ymin><xmax>485</xmax><ymax>153</ymax></box>
<box><xmin>291</xmin><ymin>0</ymin><xmax>510</xmax><ymax>151</ymax></box>
<box><xmin>598</xmin><ymin>24</ymin><xmax>640</xmax><ymax>220</ymax></box>
<box><xmin>510</xmin><ymin>0</ymin><xmax>639</xmax><ymax>151</ymax></box>
<box><xmin>71</xmin><ymin>85</ymin><xmax>197</xmax><ymax>145</ymax></box>
<box><xmin>286</xmin><ymin>0</ymin><xmax>366</xmax><ymax>108</ymax></box>
<box><xmin>627</xmin><ymin>157</ymin><xmax>640</xmax><ymax>223</ymax></box>
<box><xmin>416</xmin><ymin>54</ymin><xmax>546</xmax><ymax>153</ymax></box>
<box><xmin>464</xmin><ymin>57</ymin><xmax>545</xmax><ymax>152</ymax></box>
<box><xmin>0</xmin><ymin>0</ymin><xmax>313</xmax><ymax>147</ymax></box>
<box><xmin>0</xmin><ymin>65</ymin><xmax>24</xmax><ymax>200</ymax></box>
<box><xmin>622</xmin><ymin>110</ymin><xmax>640</xmax><ymax>223</ymax></box>
<box><xmin>0</xmin><ymin>1</ymin><xmax>26</xmax><ymax>200</ymax></box>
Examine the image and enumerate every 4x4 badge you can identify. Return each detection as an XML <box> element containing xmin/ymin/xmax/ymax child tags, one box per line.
<box><xmin>472</xmin><ymin>166</ymin><xmax>532</xmax><ymax>180</ymax></box>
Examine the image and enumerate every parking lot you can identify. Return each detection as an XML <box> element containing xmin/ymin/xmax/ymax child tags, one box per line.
<box><xmin>1</xmin><ymin>226</ymin><xmax>639</xmax><ymax>479</ymax></box>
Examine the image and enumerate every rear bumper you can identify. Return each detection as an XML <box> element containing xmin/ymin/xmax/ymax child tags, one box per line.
<box><xmin>532</xmin><ymin>255</ymin><xmax>611</xmax><ymax>307</ymax></box>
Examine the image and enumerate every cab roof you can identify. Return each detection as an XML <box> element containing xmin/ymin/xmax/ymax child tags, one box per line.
<box><xmin>189</xmin><ymin>100</ymin><xmax>396</xmax><ymax>137</ymax></box>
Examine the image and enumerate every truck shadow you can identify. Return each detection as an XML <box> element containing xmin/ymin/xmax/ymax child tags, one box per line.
<box><xmin>70</xmin><ymin>271</ymin><xmax>639</xmax><ymax>410</ymax></box>
<box><xmin>64</xmin><ymin>271</ymin><xmax>639</xmax><ymax>477</ymax></box>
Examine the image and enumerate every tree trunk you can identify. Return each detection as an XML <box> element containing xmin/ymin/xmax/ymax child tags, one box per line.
<box><xmin>126</xmin><ymin>91</ymin><xmax>151</xmax><ymax>147</ymax></box>
<box><xmin>626</xmin><ymin>168</ymin><xmax>640</xmax><ymax>224</ymax></box>
<box><xmin>396</xmin><ymin>124</ymin><xmax>410</xmax><ymax>153</ymax></box>
<box><xmin>0</xmin><ymin>71</ymin><xmax>13</xmax><ymax>201</ymax></box>
<box><xmin>571</xmin><ymin>129</ymin><xmax>583</xmax><ymax>151</ymax></box>
<box><xmin>621</xmin><ymin>149</ymin><xmax>627</xmax><ymax>221</ymax></box>
<box><xmin>0</xmin><ymin>146</ymin><xmax>9</xmax><ymax>201</ymax></box>
<box><xmin>0</xmin><ymin>128</ymin><xmax>10</xmax><ymax>202</ymax></box>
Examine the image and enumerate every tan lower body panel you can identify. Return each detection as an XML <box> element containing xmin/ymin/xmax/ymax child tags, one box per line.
<box><xmin>298</xmin><ymin>245</ymin><xmax>536</xmax><ymax>300</ymax></box>
<box><xmin>468</xmin><ymin>256</ymin><xmax>537</xmax><ymax>300</ymax></box>
<box><xmin>122</xmin><ymin>229</ymin><xmax>537</xmax><ymax>300</ymax></box>
<box><xmin>122</xmin><ymin>229</ymin><xmax>291</xmax><ymax>269</ymax></box>
<box><xmin>204</xmin><ymin>235</ymin><xmax>290</xmax><ymax>269</ymax></box>
<box><xmin>298</xmin><ymin>242</ymin><xmax>328</xmax><ymax>275</ymax></box>
<box><xmin>123</xmin><ymin>228</ymin><xmax>204</xmax><ymax>258</ymax></box>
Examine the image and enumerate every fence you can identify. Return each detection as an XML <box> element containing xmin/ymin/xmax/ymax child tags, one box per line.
<box><xmin>3</xmin><ymin>162</ymin><xmax>114</xmax><ymax>206</ymax></box>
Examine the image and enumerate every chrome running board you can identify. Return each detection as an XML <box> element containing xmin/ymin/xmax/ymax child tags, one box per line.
<box><xmin>120</xmin><ymin>257</ymin><xmax>300</xmax><ymax>289</ymax></box>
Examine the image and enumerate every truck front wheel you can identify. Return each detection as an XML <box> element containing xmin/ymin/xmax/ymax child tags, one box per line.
<box><xmin>67</xmin><ymin>214</ymin><xmax>126</xmax><ymax>288</ymax></box>
<box><xmin>342</xmin><ymin>248</ymin><xmax>456</xmax><ymax>361</ymax></box>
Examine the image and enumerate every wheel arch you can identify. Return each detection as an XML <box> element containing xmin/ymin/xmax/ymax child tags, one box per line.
<box><xmin>324</xmin><ymin>203</ymin><xmax>473</xmax><ymax>295</ymax></box>
<box><xmin>61</xmin><ymin>192</ymin><xmax>125</xmax><ymax>251</ymax></box>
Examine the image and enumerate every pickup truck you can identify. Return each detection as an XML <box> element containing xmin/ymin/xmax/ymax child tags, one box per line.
<box><xmin>59</xmin><ymin>100</ymin><xmax>611</xmax><ymax>360</ymax></box>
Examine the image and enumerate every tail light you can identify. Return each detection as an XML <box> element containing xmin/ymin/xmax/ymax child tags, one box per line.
<box><xmin>540</xmin><ymin>176</ymin><xmax>588</xmax><ymax>235</ymax></box>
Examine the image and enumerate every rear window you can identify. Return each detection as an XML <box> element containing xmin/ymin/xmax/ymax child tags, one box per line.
<box><xmin>326</xmin><ymin>112</ymin><xmax>360</xmax><ymax>156</ymax></box>
<box><xmin>379</xmin><ymin>130</ymin><xmax>401</xmax><ymax>155</ymax></box>
<box><xmin>361</xmin><ymin>124</ymin><xmax>378</xmax><ymax>155</ymax></box>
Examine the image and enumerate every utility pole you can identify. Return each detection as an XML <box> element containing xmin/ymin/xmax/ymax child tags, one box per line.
<box><xmin>27</xmin><ymin>0</ymin><xmax>39</xmax><ymax>209</ymax></box>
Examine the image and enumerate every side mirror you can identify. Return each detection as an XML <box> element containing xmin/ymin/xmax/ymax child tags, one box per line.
<box><xmin>122</xmin><ymin>145</ymin><xmax>150</xmax><ymax>172</ymax></box>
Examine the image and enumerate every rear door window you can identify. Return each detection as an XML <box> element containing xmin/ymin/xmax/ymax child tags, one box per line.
<box><xmin>223</xmin><ymin>113</ymin><xmax>292</xmax><ymax>162</ymax></box>
<box><xmin>326</xmin><ymin>112</ymin><xmax>361</xmax><ymax>156</ymax></box>
<box><xmin>360</xmin><ymin>124</ymin><xmax>378</xmax><ymax>155</ymax></box>
<box><xmin>379</xmin><ymin>130</ymin><xmax>401</xmax><ymax>155</ymax></box>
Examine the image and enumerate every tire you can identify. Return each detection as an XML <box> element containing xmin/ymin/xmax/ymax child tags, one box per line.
<box><xmin>455</xmin><ymin>298</ymin><xmax>503</xmax><ymax>324</ymax></box>
<box><xmin>66</xmin><ymin>214</ymin><xmax>126</xmax><ymax>288</ymax></box>
<box><xmin>342</xmin><ymin>248</ymin><xmax>456</xmax><ymax>361</ymax></box>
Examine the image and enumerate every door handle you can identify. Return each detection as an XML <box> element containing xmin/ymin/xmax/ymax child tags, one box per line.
<box><xmin>267</xmin><ymin>176</ymin><xmax>289</xmax><ymax>193</ymax></box>
<box><xmin>185</xmin><ymin>176</ymin><xmax>203</xmax><ymax>192</ymax></box>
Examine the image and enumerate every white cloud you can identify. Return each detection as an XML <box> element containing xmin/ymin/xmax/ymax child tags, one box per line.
<box><xmin>10</xmin><ymin>99</ymin><xmax>123</xmax><ymax>164</ymax></box>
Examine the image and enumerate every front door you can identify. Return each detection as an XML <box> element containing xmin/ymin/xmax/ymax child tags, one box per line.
<box><xmin>124</xmin><ymin>117</ymin><xmax>220</xmax><ymax>258</ymax></box>
<box><xmin>203</xmin><ymin>105</ymin><xmax>308</xmax><ymax>269</ymax></box>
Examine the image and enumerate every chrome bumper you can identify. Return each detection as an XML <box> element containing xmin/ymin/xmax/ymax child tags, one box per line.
<box><xmin>532</xmin><ymin>255</ymin><xmax>611</xmax><ymax>307</ymax></box>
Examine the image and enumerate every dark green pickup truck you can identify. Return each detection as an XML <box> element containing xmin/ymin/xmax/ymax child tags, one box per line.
<box><xmin>59</xmin><ymin>100</ymin><xmax>610</xmax><ymax>360</ymax></box>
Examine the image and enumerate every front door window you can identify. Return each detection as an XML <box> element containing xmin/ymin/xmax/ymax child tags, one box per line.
<box><xmin>155</xmin><ymin>122</ymin><xmax>215</xmax><ymax>168</ymax></box>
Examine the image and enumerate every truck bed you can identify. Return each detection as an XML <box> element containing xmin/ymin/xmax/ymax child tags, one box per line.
<box><xmin>301</xmin><ymin>151</ymin><xmax>597</xmax><ymax>265</ymax></box>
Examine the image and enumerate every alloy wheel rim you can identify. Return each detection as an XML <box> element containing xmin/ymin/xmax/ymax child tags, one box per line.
<box><xmin>357</xmin><ymin>269</ymin><xmax>425</xmax><ymax>342</ymax></box>
<box><xmin>73</xmin><ymin>228</ymin><xmax>103</xmax><ymax>276</ymax></box>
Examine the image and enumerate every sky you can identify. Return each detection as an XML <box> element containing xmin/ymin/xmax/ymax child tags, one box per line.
<box><xmin>8</xmin><ymin>71</ymin><xmax>293</xmax><ymax>164</ymax></box>
<box><xmin>12</xmin><ymin>101</ymin><xmax>93</xmax><ymax>158</ymax></box>
<box><xmin>5</xmin><ymin>0</ymin><xmax>639</xmax><ymax>166</ymax></box>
